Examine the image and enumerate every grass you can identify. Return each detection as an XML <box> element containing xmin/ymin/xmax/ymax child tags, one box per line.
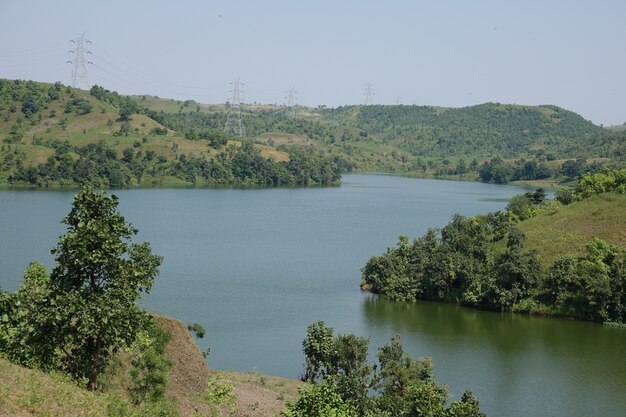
<box><xmin>520</xmin><ymin>193</ymin><xmax>626</xmax><ymax>267</ymax></box>
<box><xmin>0</xmin><ymin>315</ymin><xmax>304</xmax><ymax>417</ymax></box>
<box><xmin>0</xmin><ymin>357</ymin><xmax>112</xmax><ymax>417</ymax></box>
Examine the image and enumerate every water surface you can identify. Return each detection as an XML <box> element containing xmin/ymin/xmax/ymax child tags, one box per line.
<box><xmin>0</xmin><ymin>174</ymin><xmax>624</xmax><ymax>417</ymax></box>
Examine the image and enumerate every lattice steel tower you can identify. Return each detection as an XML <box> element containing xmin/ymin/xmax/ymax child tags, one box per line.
<box><xmin>285</xmin><ymin>87</ymin><xmax>297</xmax><ymax>118</ymax></box>
<box><xmin>224</xmin><ymin>79</ymin><xmax>246</xmax><ymax>136</ymax></box>
<box><xmin>364</xmin><ymin>82</ymin><xmax>375</xmax><ymax>105</ymax></box>
<box><xmin>67</xmin><ymin>32</ymin><xmax>92</xmax><ymax>89</ymax></box>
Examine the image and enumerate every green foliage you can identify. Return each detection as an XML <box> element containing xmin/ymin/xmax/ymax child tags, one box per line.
<box><xmin>542</xmin><ymin>240</ymin><xmax>626</xmax><ymax>322</ymax></box>
<box><xmin>283</xmin><ymin>378</ymin><xmax>358</xmax><ymax>417</ymax></box>
<box><xmin>506</xmin><ymin>189</ymin><xmax>548</xmax><ymax>221</ymax></box>
<box><xmin>292</xmin><ymin>323</ymin><xmax>484</xmax><ymax>417</ymax></box>
<box><xmin>64</xmin><ymin>97</ymin><xmax>93</xmax><ymax>115</ymax></box>
<box><xmin>362</xmin><ymin>191</ymin><xmax>626</xmax><ymax>323</ymax></box>
<box><xmin>576</xmin><ymin>169</ymin><xmax>626</xmax><ymax>198</ymax></box>
<box><xmin>187</xmin><ymin>322</ymin><xmax>206</xmax><ymax>339</ymax></box>
<box><xmin>128</xmin><ymin>320</ymin><xmax>172</xmax><ymax>405</ymax></box>
<box><xmin>0</xmin><ymin>187</ymin><xmax>163</xmax><ymax>390</ymax></box>
<box><xmin>0</xmin><ymin>263</ymin><xmax>57</xmax><ymax>370</ymax></box>
<box><xmin>48</xmin><ymin>187</ymin><xmax>162</xmax><ymax>389</ymax></box>
<box><xmin>206</xmin><ymin>373</ymin><xmax>237</xmax><ymax>415</ymax></box>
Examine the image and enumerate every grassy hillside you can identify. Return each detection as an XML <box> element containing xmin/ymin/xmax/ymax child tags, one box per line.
<box><xmin>135</xmin><ymin>94</ymin><xmax>626</xmax><ymax>181</ymax></box>
<box><xmin>3</xmin><ymin>78</ymin><xmax>626</xmax><ymax>187</ymax></box>
<box><xmin>0</xmin><ymin>315</ymin><xmax>303</xmax><ymax>417</ymax></box>
<box><xmin>520</xmin><ymin>193</ymin><xmax>626</xmax><ymax>267</ymax></box>
<box><xmin>0</xmin><ymin>80</ymin><xmax>345</xmax><ymax>188</ymax></box>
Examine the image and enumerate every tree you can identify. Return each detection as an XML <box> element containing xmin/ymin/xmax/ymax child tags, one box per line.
<box><xmin>47</xmin><ymin>187</ymin><xmax>162</xmax><ymax>390</ymax></box>
<box><xmin>118</xmin><ymin>97</ymin><xmax>138</xmax><ymax>121</ymax></box>
<box><xmin>296</xmin><ymin>323</ymin><xmax>485</xmax><ymax>417</ymax></box>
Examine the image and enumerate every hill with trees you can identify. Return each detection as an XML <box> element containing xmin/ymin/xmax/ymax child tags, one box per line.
<box><xmin>0</xmin><ymin>80</ymin><xmax>344</xmax><ymax>188</ymax></box>
<box><xmin>361</xmin><ymin>169</ymin><xmax>626</xmax><ymax>324</ymax></box>
<box><xmin>2</xmin><ymin>78</ymin><xmax>626</xmax><ymax>188</ymax></box>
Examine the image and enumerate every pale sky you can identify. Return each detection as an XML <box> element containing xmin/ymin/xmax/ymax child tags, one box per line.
<box><xmin>1</xmin><ymin>0</ymin><xmax>625</xmax><ymax>125</ymax></box>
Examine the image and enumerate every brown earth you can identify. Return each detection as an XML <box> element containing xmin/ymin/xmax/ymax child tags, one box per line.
<box><xmin>154</xmin><ymin>315</ymin><xmax>304</xmax><ymax>417</ymax></box>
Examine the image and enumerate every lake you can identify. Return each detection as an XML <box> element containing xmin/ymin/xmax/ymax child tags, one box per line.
<box><xmin>1</xmin><ymin>174</ymin><xmax>624</xmax><ymax>417</ymax></box>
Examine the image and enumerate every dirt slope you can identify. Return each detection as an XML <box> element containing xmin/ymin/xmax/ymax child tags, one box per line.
<box><xmin>154</xmin><ymin>315</ymin><xmax>304</xmax><ymax>417</ymax></box>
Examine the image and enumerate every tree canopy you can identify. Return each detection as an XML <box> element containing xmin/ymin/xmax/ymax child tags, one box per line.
<box><xmin>0</xmin><ymin>186</ymin><xmax>162</xmax><ymax>390</ymax></box>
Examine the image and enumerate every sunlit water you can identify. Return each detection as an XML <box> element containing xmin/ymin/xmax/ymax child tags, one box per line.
<box><xmin>1</xmin><ymin>174</ymin><xmax>624</xmax><ymax>417</ymax></box>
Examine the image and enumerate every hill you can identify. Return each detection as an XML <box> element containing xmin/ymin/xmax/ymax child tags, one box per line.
<box><xmin>519</xmin><ymin>193</ymin><xmax>626</xmax><ymax>267</ymax></box>
<box><xmin>0</xmin><ymin>315</ymin><xmax>303</xmax><ymax>417</ymax></box>
<box><xmin>0</xmin><ymin>79</ymin><xmax>342</xmax><ymax>188</ymax></box>
<box><xmin>3</xmin><ymin>78</ymin><xmax>626</xmax><ymax>187</ymax></box>
<box><xmin>132</xmin><ymin>95</ymin><xmax>626</xmax><ymax>181</ymax></box>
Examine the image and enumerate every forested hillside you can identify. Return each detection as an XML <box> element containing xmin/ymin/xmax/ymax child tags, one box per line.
<box><xmin>0</xmin><ymin>80</ymin><xmax>344</xmax><ymax>188</ymax></box>
<box><xmin>361</xmin><ymin>169</ymin><xmax>626</xmax><ymax>324</ymax></box>
<box><xmin>2</xmin><ymin>78</ymin><xmax>625</xmax><ymax>188</ymax></box>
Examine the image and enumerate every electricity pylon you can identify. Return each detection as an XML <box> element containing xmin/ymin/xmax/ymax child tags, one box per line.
<box><xmin>285</xmin><ymin>87</ymin><xmax>297</xmax><ymax>118</ymax></box>
<box><xmin>224</xmin><ymin>79</ymin><xmax>246</xmax><ymax>136</ymax></box>
<box><xmin>364</xmin><ymin>82</ymin><xmax>375</xmax><ymax>105</ymax></box>
<box><xmin>67</xmin><ymin>32</ymin><xmax>92</xmax><ymax>89</ymax></box>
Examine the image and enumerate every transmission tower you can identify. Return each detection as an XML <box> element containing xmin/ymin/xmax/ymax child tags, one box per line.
<box><xmin>224</xmin><ymin>79</ymin><xmax>246</xmax><ymax>136</ymax></box>
<box><xmin>67</xmin><ymin>32</ymin><xmax>92</xmax><ymax>89</ymax></box>
<box><xmin>394</xmin><ymin>96</ymin><xmax>402</xmax><ymax>105</ymax></box>
<box><xmin>284</xmin><ymin>87</ymin><xmax>297</xmax><ymax>118</ymax></box>
<box><xmin>364</xmin><ymin>82</ymin><xmax>375</xmax><ymax>105</ymax></box>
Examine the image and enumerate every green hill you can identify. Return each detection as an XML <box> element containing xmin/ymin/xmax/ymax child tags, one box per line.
<box><xmin>2</xmin><ymin>78</ymin><xmax>625</xmax><ymax>187</ymax></box>
<box><xmin>520</xmin><ymin>193</ymin><xmax>626</xmax><ymax>267</ymax></box>
<box><xmin>0</xmin><ymin>79</ymin><xmax>344</xmax><ymax>188</ymax></box>
<box><xmin>133</xmin><ymin>95</ymin><xmax>626</xmax><ymax>182</ymax></box>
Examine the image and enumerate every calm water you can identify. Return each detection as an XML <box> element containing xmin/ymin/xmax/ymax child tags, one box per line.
<box><xmin>1</xmin><ymin>174</ymin><xmax>624</xmax><ymax>417</ymax></box>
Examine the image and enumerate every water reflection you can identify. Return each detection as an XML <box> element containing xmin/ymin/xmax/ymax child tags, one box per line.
<box><xmin>362</xmin><ymin>295</ymin><xmax>626</xmax><ymax>416</ymax></box>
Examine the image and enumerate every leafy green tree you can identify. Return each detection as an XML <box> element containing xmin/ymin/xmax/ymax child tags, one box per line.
<box><xmin>492</xmin><ymin>229</ymin><xmax>540</xmax><ymax>309</ymax></box>
<box><xmin>128</xmin><ymin>321</ymin><xmax>171</xmax><ymax>404</ymax></box>
<box><xmin>0</xmin><ymin>263</ymin><xmax>56</xmax><ymax>370</ymax></box>
<box><xmin>302</xmin><ymin>321</ymin><xmax>336</xmax><ymax>382</ymax></box>
<box><xmin>296</xmin><ymin>323</ymin><xmax>484</xmax><ymax>417</ymax></box>
<box><xmin>118</xmin><ymin>97</ymin><xmax>139</xmax><ymax>121</ymax></box>
<box><xmin>283</xmin><ymin>378</ymin><xmax>358</xmax><ymax>417</ymax></box>
<box><xmin>447</xmin><ymin>391</ymin><xmax>487</xmax><ymax>417</ymax></box>
<box><xmin>47</xmin><ymin>187</ymin><xmax>162</xmax><ymax>389</ymax></box>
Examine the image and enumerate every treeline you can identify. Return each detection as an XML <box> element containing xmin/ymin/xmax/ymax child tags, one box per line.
<box><xmin>169</xmin><ymin>142</ymin><xmax>344</xmax><ymax>186</ymax></box>
<box><xmin>477</xmin><ymin>156</ymin><xmax>606</xmax><ymax>184</ymax></box>
<box><xmin>284</xmin><ymin>321</ymin><xmax>485</xmax><ymax>417</ymax></box>
<box><xmin>7</xmin><ymin>140</ymin><xmax>344</xmax><ymax>187</ymax></box>
<box><xmin>361</xmin><ymin>171</ymin><xmax>626</xmax><ymax>324</ymax></box>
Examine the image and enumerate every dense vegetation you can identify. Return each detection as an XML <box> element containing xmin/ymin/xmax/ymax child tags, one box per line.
<box><xmin>328</xmin><ymin>103</ymin><xmax>603</xmax><ymax>158</ymax></box>
<box><xmin>361</xmin><ymin>170</ymin><xmax>626</xmax><ymax>324</ymax></box>
<box><xmin>0</xmin><ymin>80</ymin><xmax>345</xmax><ymax>188</ymax></box>
<box><xmin>284</xmin><ymin>321</ymin><xmax>485</xmax><ymax>417</ymax></box>
<box><xmin>4</xmin><ymin>78</ymin><xmax>626</xmax><ymax>188</ymax></box>
<box><xmin>0</xmin><ymin>187</ymin><xmax>181</xmax><ymax>414</ymax></box>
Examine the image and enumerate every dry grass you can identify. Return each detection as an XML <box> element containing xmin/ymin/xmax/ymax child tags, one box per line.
<box><xmin>0</xmin><ymin>357</ymin><xmax>109</xmax><ymax>417</ymax></box>
<box><xmin>0</xmin><ymin>315</ymin><xmax>303</xmax><ymax>417</ymax></box>
<box><xmin>153</xmin><ymin>315</ymin><xmax>302</xmax><ymax>417</ymax></box>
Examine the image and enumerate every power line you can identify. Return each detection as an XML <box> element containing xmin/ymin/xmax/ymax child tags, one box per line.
<box><xmin>67</xmin><ymin>32</ymin><xmax>92</xmax><ymax>89</ymax></box>
<box><xmin>224</xmin><ymin>79</ymin><xmax>246</xmax><ymax>137</ymax></box>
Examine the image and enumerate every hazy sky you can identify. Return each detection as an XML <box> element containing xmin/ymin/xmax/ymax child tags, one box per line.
<box><xmin>1</xmin><ymin>0</ymin><xmax>625</xmax><ymax>125</ymax></box>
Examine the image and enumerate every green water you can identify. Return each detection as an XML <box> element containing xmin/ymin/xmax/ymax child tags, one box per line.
<box><xmin>0</xmin><ymin>174</ymin><xmax>624</xmax><ymax>416</ymax></box>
